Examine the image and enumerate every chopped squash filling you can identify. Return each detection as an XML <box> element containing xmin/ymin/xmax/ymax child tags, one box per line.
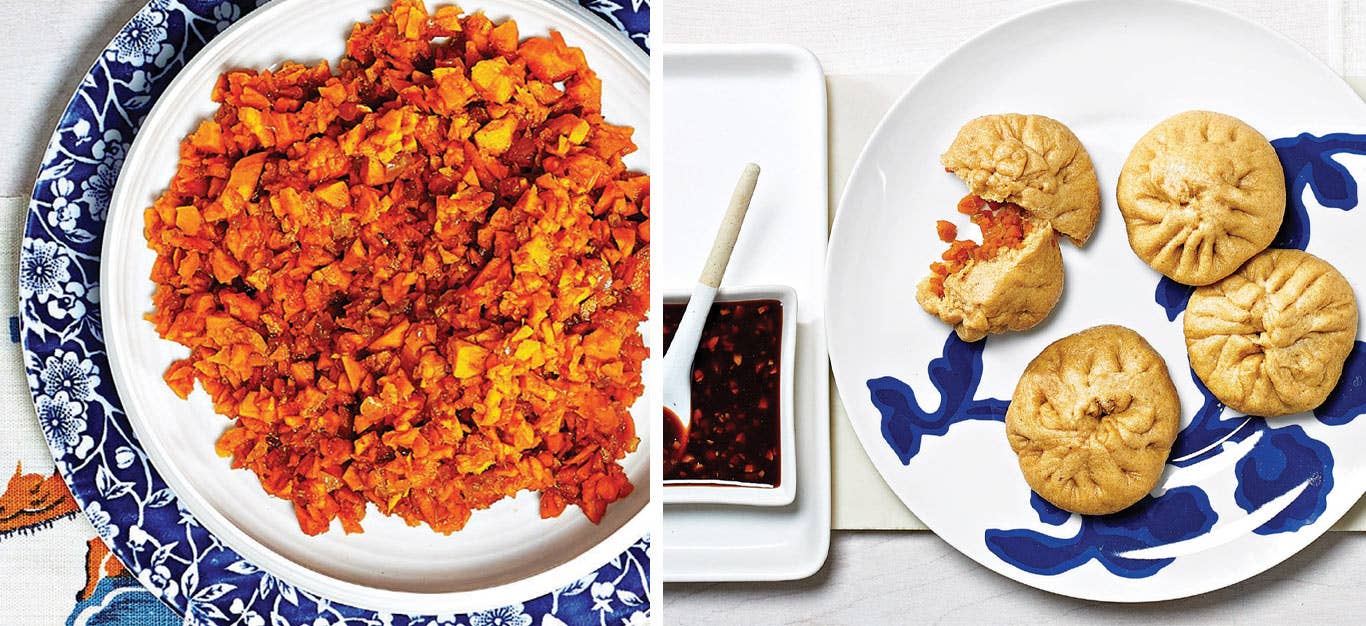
<box><xmin>928</xmin><ymin>195</ymin><xmax>1032</xmax><ymax>297</ymax></box>
<box><xmin>145</xmin><ymin>0</ymin><xmax>648</xmax><ymax>535</ymax></box>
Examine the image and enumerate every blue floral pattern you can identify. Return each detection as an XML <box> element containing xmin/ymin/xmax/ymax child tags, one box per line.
<box><xmin>868</xmin><ymin>335</ymin><xmax>1008</xmax><ymax>465</ymax></box>
<box><xmin>37</xmin><ymin>391</ymin><xmax>93</xmax><ymax>460</ymax></box>
<box><xmin>986</xmin><ymin>486</ymin><xmax>1217</xmax><ymax>578</ymax></box>
<box><xmin>20</xmin><ymin>239</ymin><xmax>74</xmax><ymax>306</ymax></box>
<box><xmin>21</xmin><ymin>1</ymin><xmax>650</xmax><ymax>624</ymax></box>
<box><xmin>868</xmin><ymin>133</ymin><xmax>1366</xmax><ymax>581</ymax></box>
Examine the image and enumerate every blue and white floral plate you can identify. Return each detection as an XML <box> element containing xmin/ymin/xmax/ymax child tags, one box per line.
<box><xmin>22</xmin><ymin>0</ymin><xmax>651</xmax><ymax>623</ymax></box>
<box><xmin>828</xmin><ymin>0</ymin><xmax>1366</xmax><ymax>602</ymax></box>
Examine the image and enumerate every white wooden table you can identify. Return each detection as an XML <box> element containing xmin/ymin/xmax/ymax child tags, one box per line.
<box><xmin>663</xmin><ymin>0</ymin><xmax>1366</xmax><ymax>622</ymax></box>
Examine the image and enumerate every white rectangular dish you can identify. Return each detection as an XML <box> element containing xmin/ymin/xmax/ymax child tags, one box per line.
<box><xmin>663</xmin><ymin>285</ymin><xmax>798</xmax><ymax>507</ymax></box>
<box><xmin>658</xmin><ymin>43</ymin><xmax>831</xmax><ymax>582</ymax></box>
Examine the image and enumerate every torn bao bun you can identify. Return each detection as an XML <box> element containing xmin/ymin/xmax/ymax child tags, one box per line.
<box><xmin>917</xmin><ymin>114</ymin><xmax>1101</xmax><ymax>342</ymax></box>
<box><xmin>941</xmin><ymin>113</ymin><xmax>1102</xmax><ymax>247</ymax></box>
<box><xmin>917</xmin><ymin>217</ymin><xmax>1063</xmax><ymax>342</ymax></box>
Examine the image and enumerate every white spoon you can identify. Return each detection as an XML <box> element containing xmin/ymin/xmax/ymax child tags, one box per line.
<box><xmin>664</xmin><ymin>163</ymin><xmax>761</xmax><ymax>455</ymax></box>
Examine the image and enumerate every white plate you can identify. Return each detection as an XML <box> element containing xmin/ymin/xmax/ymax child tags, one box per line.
<box><xmin>658</xmin><ymin>43</ymin><xmax>830</xmax><ymax>582</ymax></box>
<box><xmin>663</xmin><ymin>285</ymin><xmax>798</xmax><ymax>507</ymax></box>
<box><xmin>101</xmin><ymin>0</ymin><xmax>649</xmax><ymax>614</ymax></box>
<box><xmin>829</xmin><ymin>0</ymin><xmax>1366</xmax><ymax>602</ymax></box>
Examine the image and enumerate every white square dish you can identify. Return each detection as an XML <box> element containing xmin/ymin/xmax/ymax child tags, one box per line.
<box><xmin>663</xmin><ymin>285</ymin><xmax>798</xmax><ymax>506</ymax></box>
<box><xmin>659</xmin><ymin>43</ymin><xmax>830</xmax><ymax>582</ymax></box>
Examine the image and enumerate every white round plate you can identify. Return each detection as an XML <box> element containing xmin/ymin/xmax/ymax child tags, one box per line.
<box><xmin>828</xmin><ymin>0</ymin><xmax>1366</xmax><ymax>602</ymax></box>
<box><xmin>101</xmin><ymin>0</ymin><xmax>649</xmax><ymax>614</ymax></box>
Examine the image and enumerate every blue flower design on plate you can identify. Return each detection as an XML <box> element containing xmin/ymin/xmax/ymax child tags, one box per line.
<box><xmin>868</xmin><ymin>334</ymin><xmax>1008</xmax><ymax>465</ymax></box>
<box><xmin>1170</xmin><ymin>366</ymin><xmax>1357</xmax><ymax>536</ymax></box>
<box><xmin>869</xmin><ymin>132</ymin><xmax>1366</xmax><ymax>579</ymax></box>
<box><xmin>108</xmin><ymin>7</ymin><xmax>176</xmax><ymax>68</ymax></box>
<box><xmin>41</xmin><ymin>348</ymin><xmax>102</xmax><ymax>401</ymax></box>
<box><xmin>469</xmin><ymin>603</ymin><xmax>533</xmax><ymax>626</ymax></box>
<box><xmin>36</xmin><ymin>391</ymin><xmax>94</xmax><ymax>460</ymax></box>
<box><xmin>21</xmin><ymin>1</ymin><xmax>651</xmax><ymax>624</ymax></box>
<box><xmin>20</xmin><ymin>239</ymin><xmax>73</xmax><ymax>304</ymax></box>
<box><xmin>986</xmin><ymin>487</ymin><xmax>1217</xmax><ymax>578</ymax></box>
<box><xmin>1317</xmin><ymin>341</ymin><xmax>1366</xmax><ymax>425</ymax></box>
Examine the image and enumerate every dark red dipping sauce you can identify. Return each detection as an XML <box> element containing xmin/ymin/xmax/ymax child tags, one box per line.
<box><xmin>662</xmin><ymin>299</ymin><xmax>783</xmax><ymax>487</ymax></box>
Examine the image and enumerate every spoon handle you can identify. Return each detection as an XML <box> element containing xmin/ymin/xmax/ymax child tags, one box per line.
<box><xmin>699</xmin><ymin>163</ymin><xmax>761</xmax><ymax>288</ymax></box>
<box><xmin>663</xmin><ymin>163</ymin><xmax>761</xmax><ymax>374</ymax></box>
<box><xmin>663</xmin><ymin>282</ymin><xmax>716</xmax><ymax>377</ymax></box>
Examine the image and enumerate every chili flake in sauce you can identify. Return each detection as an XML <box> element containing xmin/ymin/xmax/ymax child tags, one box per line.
<box><xmin>145</xmin><ymin>0</ymin><xmax>649</xmax><ymax>535</ymax></box>
<box><xmin>662</xmin><ymin>300</ymin><xmax>783</xmax><ymax>487</ymax></box>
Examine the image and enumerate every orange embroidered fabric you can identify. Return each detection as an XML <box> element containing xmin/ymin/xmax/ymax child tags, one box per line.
<box><xmin>0</xmin><ymin>463</ymin><xmax>78</xmax><ymax>535</ymax></box>
<box><xmin>144</xmin><ymin>0</ymin><xmax>648</xmax><ymax>535</ymax></box>
<box><xmin>928</xmin><ymin>195</ymin><xmax>1031</xmax><ymax>297</ymax></box>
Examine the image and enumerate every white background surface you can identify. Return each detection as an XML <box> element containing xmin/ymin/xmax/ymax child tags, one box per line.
<box><xmin>663</xmin><ymin>0</ymin><xmax>1366</xmax><ymax>622</ymax></box>
<box><xmin>11</xmin><ymin>0</ymin><xmax>1366</xmax><ymax>623</ymax></box>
